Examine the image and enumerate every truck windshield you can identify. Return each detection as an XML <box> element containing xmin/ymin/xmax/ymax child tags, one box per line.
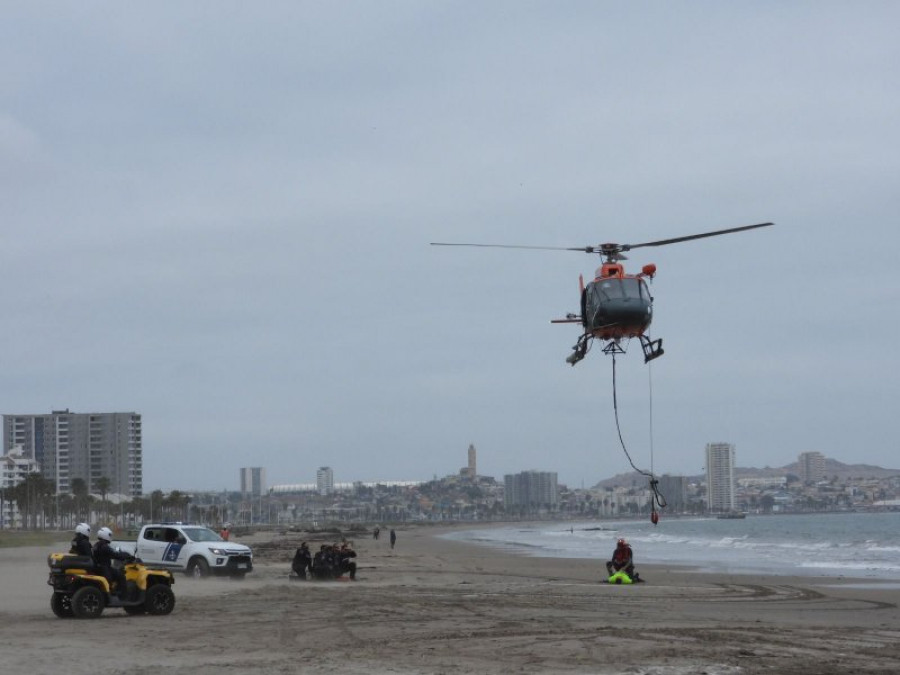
<box><xmin>182</xmin><ymin>527</ymin><xmax>223</xmax><ymax>543</ymax></box>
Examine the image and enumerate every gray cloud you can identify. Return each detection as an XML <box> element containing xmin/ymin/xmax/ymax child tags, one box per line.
<box><xmin>1</xmin><ymin>2</ymin><xmax>898</xmax><ymax>490</ymax></box>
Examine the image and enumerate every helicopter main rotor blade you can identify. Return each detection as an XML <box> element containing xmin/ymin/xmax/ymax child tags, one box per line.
<box><xmin>431</xmin><ymin>222</ymin><xmax>773</xmax><ymax>256</ymax></box>
<box><xmin>430</xmin><ymin>242</ymin><xmax>589</xmax><ymax>252</ymax></box>
<box><xmin>622</xmin><ymin>222</ymin><xmax>774</xmax><ymax>252</ymax></box>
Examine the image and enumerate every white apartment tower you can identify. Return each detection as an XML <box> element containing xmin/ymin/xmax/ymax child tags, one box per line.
<box><xmin>316</xmin><ymin>466</ymin><xmax>334</xmax><ymax>496</ymax></box>
<box><xmin>504</xmin><ymin>470</ymin><xmax>559</xmax><ymax>508</ymax></box>
<box><xmin>798</xmin><ymin>451</ymin><xmax>825</xmax><ymax>484</ymax></box>
<box><xmin>3</xmin><ymin>409</ymin><xmax>142</xmax><ymax>497</ymax></box>
<box><xmin>240</xmin><ymin>467</ymin><xmax>266</xmax><ymax>497</ymax></box>
<box><xmin>705</xmin><ymin>442</ymin><xmax>736</xmax><ymax>512</ymax></box>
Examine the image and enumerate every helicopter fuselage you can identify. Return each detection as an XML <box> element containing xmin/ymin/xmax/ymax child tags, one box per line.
<box><xmin>431</xmin><ymin>219</ymin><xmax>772</xmax><ymax>365</ymax></box>
<box><xmin>582</xmin><ymin>263</ymin><xmax>654</xmax><ymax>340</ymax></box>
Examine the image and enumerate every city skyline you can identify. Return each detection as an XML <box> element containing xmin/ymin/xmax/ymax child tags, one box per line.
<box><xmin>3</xmin><ymin>416</ymin><xmax>893</xmax><ymax>497</ymax></box>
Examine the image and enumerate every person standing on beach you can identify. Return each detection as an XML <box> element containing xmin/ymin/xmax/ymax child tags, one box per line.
<box><xmin>292</xmin><ymin>542</ymin><xmax>312</xmax><ymax>579</ymax></box>
<box><xmin>373</xmin><ymin>526</ymin><xmax>380</xmax><ymax>540</ymax></box>
<box><xmin>390</xmin><ymin>529</ymin><xmax>396</xmax><ymax>549</ymax></box>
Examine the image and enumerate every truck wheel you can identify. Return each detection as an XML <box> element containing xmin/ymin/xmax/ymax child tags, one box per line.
<box><xmin>50</xmin><ymin>593</ymin><xmax>74</xmax><ymax>618</ymax></box>
<box><xmin>187</xmin><ymin>557</ymin><xmax>210</xmax><ymax>579</ymax></box>
<box><xmin>71</xmin><ymin>586</ymin><xmax>105</xmax><ymax>619</ymax></box>
<box><xmin>145</xmin><ymin>584</ymin><xmax>176</xmax><ymax>615</ymax></box>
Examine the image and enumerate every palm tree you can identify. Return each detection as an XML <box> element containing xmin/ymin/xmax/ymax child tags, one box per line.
<box><xmin>71</xmin><ymin>478</ymin><xmax>90</xmax><ymax>522</ymax></box>
<box><xmin>165</xmin><ymin>491</ymin><xmax>191</xmax><ymax>521</ymax></box>
<box><xmin>9</xmin><ymin>473</ymin><xmax>55</xmax><ymax>529</ymax></box>
<box><xmin>95</xmin><ymin>476</ymin><xmax>111</xmax><ymax>523</ymax></box>
<box><xmin>149</xmin><ymin>490</ymin><xmax>165</xmax><ymax>521</ymax></box>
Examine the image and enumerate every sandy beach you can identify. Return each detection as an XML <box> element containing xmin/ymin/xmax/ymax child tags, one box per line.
<box><xmin>4</xmin><ymin>524</ymin><xmax>900</xmax><ymax>674</ymax></box>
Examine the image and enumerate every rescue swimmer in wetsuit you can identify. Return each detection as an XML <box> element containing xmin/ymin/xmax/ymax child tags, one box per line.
<box><xmin>606</xmin><ymin>538</ymin><xmax>636</xmax><ymax>580</ymax></box>
<box><xmin>337</xmin><ymin>543</ymin><xmax>357</xmax><ymax>580</ymax></box>
<box><xmin>291</xmin><ymin>542</ymin><xmax>312</xmax><ymax>579</ymax></box>
<box><xmin>69</xmin><ymin>522</ymin><xmax>93</xmax><ymax>559</ymax></box>
<box><xmin>93</xmin><ymin>526</ymin><xmax>134</xmax><ymax>597</ymax></box>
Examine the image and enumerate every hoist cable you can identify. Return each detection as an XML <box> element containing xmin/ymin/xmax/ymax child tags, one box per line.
<box><xmin>611</xmin><ymin>350</ymin><xmax>667</xmax><ymax>509</ymax></box>
<box><xmin>648</xmin><ymin>358</ymin><xmax>654</xmax><ymax>476</ymax></box>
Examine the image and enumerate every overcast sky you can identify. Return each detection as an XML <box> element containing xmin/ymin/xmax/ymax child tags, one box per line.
<box><xmin>2</xmin><ymin>2</ymin><xmax>898</xmax><ymax>492</ymax></box>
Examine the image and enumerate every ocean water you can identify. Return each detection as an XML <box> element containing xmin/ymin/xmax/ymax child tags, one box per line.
<box><xmin>444</xmin><ymin>512</ymin><xmax>900</xmax><ymax>580</ymax></box>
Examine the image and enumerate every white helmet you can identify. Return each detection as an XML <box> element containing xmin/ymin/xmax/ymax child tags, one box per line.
<box><xmin>75</xmin><ymin>522</ymin><xmax>91</xmax><ymax>537</ymax></box>
<box><xmin>97</xmin><ymin>526</ymin><xmax>113</xmax><ymax>542</ymax></box>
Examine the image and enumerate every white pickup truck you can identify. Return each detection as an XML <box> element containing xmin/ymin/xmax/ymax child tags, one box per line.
<box><xmin>114</xmin><ymin>523</ymin><xmax>253</xmax><ymax>579</ymax></box>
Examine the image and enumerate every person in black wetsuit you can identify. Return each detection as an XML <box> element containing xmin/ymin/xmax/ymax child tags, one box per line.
<box><xmin>337</xmin><ymin>543</ymin><xmax>357</xmax><ymax>580</ymax></box>
<box><xmin>606</xmin><ymin>538</ymin><xmax>635</xmax><ymax>578</ymax></box>
<box><xmin>311</xmin><ymin>545</ymin><xmax>330</xmax><ymax>579</ymax></box>
<box><xmin>292</xmin><ymin>542</ymin><xmax>312</xmax><ymax>579</ymax></box>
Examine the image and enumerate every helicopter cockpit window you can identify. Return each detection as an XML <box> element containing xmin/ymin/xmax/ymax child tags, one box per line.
<box><xmin>591</xmin><ymin>278</ymin><xmax>645</xmax><ymax>302</ymax></box>
<box><xmin>620</xmin><ymin>278</ymin><xmax>644</xmax><ymax>300</ymax></box>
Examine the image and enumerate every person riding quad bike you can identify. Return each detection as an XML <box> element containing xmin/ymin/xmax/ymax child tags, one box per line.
<box><xmin>69</xmin><ymin>522</ymin><xmax>93</xmax><ymax>558</ymax></box>
<box><xmin>93</xmin><ymin>527</ymin><xmax>133</xmax><ymax>597</ymax></box>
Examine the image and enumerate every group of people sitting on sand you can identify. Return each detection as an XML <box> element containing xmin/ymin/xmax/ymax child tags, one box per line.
<box><xmin>291</xmin><ymin>541</ymin><xmax>357</xmax><ymax>581</ymax></box>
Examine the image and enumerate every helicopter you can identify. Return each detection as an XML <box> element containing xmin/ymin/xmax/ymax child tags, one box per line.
<box><xmin>431</xmin><ymin>222</ymin><xmax>774</xmax><ymax>366</ymax></box>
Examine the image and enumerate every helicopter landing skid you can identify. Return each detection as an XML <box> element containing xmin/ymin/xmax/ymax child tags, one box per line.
<box><xmin>640</xmin><ymin>335</ymin><xmax>664</xmax><ymax>363</ymax></box>
<box><xmin>566</xmin><ymin>334</ymin><xmax>591</xmax><ymax>366</ymax></box>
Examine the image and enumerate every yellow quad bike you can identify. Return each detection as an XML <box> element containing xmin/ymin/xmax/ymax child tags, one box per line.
<box><xmin>47</xmin><ymin>553</ymin><xmax>176</xmax><ymax>619</ymax></box>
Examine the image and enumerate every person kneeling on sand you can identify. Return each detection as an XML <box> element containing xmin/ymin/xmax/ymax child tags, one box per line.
<box><xmin>606</xmin><ymin>538</ymin><xmax>638</xmax><ymax>581</ymax></box>
<box><xmin>337</xmin><ymin>543</ymin><xmax>357</xmax><ymax>580</ymax></box>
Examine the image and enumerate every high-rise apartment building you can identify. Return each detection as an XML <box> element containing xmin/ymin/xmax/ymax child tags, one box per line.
<box><xmin>240</xmin><ymin>467</ymin><xmax>266</xmax><ymax>497</ymax></box>
<box><xmin>504</xmin><ymin>470</ymin><xmax>559</xmax><ymax>508</ymax></box>
<box><xmin>316</xmin><ymin>466</ymin><xmax>334</xmax><ymax>496</ymax></box>
<box><xmin>2</xmin><ymin>409</ymin><xmax>142</xmax><ymax>497</ymax></box>
<box><xmin>798</xmin><ymin>451</ymin><xmax>825</xmax><ymax>484</ymax></box>
<box><xmin>705</xmin><ymin>442</ymin><xmax>736</xmax><ymax>512</ymax></box>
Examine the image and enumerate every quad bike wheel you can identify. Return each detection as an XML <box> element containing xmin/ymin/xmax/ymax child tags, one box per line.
<box><xmin>71</xmin><ymin>586</ymin><xmax>105</xmax><ymax>619</ymax></box>
<box><xmin>50</xmin><ymin>593</ymin><xmax>74</xmax><ymax>618</ymax></box>
<box><xmin>145</xmin><ymin>584</ymin><xmax>176</xmax><ymax>615</ymax></box>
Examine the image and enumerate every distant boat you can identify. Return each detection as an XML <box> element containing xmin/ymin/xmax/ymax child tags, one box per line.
<box><xmin>716</xmin><ymin>512</ymin><xmax>747</xmax><ymax>519</ymax></box>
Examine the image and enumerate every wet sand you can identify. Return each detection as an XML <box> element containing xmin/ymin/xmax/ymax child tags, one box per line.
<box><xmin>4</xmin><ymin>524</ymin><xmax>900</xmax><ymax>674</ymax></box>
